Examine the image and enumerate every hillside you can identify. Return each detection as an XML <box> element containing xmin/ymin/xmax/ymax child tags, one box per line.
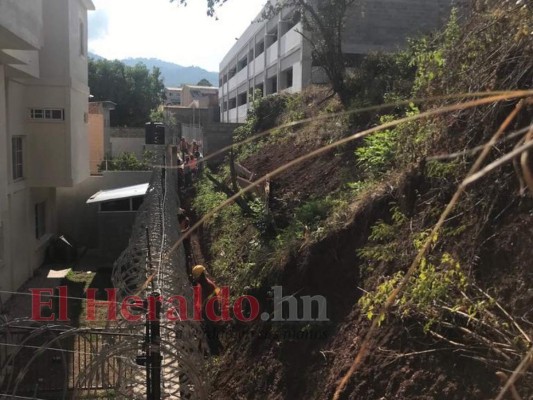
<box><xmin>88</xmin><ymin>52</ymin><xmax>218</xmax><ymax>87</ymax></box>
<box><xmin>188</xmin><ymin>2</ymin><xmax>533</xmax><ymax>399</ymax></box>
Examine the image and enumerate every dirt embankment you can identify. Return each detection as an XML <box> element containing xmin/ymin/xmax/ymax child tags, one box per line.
<box><xmin>206</xmin><ymin>155</ymin><xmax>532</xmax><ymax>399</ymax></box>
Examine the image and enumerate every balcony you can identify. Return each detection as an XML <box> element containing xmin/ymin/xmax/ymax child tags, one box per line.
<box><xmin>237</xmin><ymin>104</ymin><xmax>248</xmax><ymax>123</ymax></box>
<box><xmin>228</xmin><ymin>75</ymin><xmax>237</xmax><ymax>92</ymax></box>
<box><xmin>228</xmin><ymin>108</ymin><xmax>238</xmax><ymax>122</ymax></box>
<box><xmin>266</xmin><ymin>43</ymin><xmax>278</xmax><ymax>67</ymax></box>
<box><xmin>280</xmin><ymin>23</ymin><xmax>302</xmax><ymax>56</ymax></box>
<box><xmin>236</xmin><ymin>67</ymin><xmax>247</xmax><ymax>86</ymax></box>
<box><xmin>254</xmin><ymin>53</ymin><xmax>265</xmax><ymax>75</ymax></box>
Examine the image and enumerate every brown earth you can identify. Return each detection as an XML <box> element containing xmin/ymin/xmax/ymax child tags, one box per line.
<box><xmin>204</xmin><ymin>143</ymin><xmax>533</xmax><ymax>399</ymax></box>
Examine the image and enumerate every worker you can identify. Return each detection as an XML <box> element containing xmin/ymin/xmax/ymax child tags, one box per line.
<box><xmin>191</xmin><ymin>265</ymin><xmax>220</xmax><ymax>304</ymax></box>
<box><xmin>191</xmin><ymin>264</ymin><xmax>223</xmax><ymax>354</ymax></box>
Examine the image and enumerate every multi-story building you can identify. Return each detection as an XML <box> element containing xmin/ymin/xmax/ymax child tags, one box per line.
<box><xmin>219</xmin><ymin>0</ymin><xmax>461</xmax><ymax>123</ymax></box>
<box><xmin>0</xmin><ymin>0</ymin><xmax>94</xmax><ymax>300</ymax></box>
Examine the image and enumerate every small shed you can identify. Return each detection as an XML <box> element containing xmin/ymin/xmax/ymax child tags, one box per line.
<box><xmin>86</xmin><ymin>183</ymin><xmax>149</xmax><ymax>259</ymax></box>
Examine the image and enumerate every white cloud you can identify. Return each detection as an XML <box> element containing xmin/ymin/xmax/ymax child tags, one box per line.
<box><xmin>88</xmin><ymin>0</ymin><xmax>265</xmax><ymax>71</ymax></box>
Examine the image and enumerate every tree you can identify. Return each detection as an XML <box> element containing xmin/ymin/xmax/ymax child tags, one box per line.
<box><xmin>172</xmin><ymin>0</ymin><xmax>359</xmax><ymax>106</ymax></box>
<box><xmin>196</xmin><ymin>78</ymin><xmax>213</xmax><ymax>86</ymax></box>
<box><xmin>89</xmin><ymin>58</ymin><xmax>165</xmax><ymax>126</ymax></box>
<box><xmin>264</xmin><ymin>0</ymin><xmax>358</xmax><ymax>106</ymax></box>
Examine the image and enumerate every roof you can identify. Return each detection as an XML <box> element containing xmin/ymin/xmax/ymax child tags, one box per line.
<box><xmin>166</xmin><ymin>87</ymin><xmax>183</xmax><ymax>91</ymax></box>
<box><xmin>86</xmin><ymin>183</ymin><xmax>149</xmax><ymax>204</ymax></box>
<box><xmin>183</xmin><ymin>85</ymin><xmax>218</xmax><ymax>92</ymax></box>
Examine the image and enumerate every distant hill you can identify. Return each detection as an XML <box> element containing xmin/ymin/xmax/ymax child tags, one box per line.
<box><xmin>88</xmin><ymin>53</ymin><xmax>218</xmax><ymax>88</ymax></box>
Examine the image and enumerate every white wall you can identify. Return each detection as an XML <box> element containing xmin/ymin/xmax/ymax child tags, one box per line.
<box><xmin>0</xmin><ymin>0</ymin><xmax>43</xmax><ymax>50</ymax></box>
<box><xmin>0</xmin><ymin>0</ymin><xmax>93</xmax><ymax>298</ymax></box>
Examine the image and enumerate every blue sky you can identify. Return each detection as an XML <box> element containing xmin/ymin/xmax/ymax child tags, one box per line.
<box><xmin>88</xmin><ymin>0</ymin><xmax>266</xmax><ymax>72</ymax></box>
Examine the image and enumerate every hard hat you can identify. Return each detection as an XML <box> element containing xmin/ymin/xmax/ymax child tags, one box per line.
<box><xmin>192</xmin><ymin>265</ymin><xmax>206</xmax><ymax>279</ymax></box>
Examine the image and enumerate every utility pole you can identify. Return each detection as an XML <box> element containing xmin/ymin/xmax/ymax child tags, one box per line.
<box><xmin>136</xmin><ymin>293</ymin><xmax>162</xmax><ymax>400</ymax></box>
<box><xmin>150</xmin><ymin>292</ymin><xmax>162</xmax><ymax>400</ymax></box>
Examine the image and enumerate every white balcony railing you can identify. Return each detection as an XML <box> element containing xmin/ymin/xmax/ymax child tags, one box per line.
<box><xmin>228</xmin><ymin>75</ymin><xmax>237</xmax><ymax>92</ymax></box>
<box><xmin>254</xmin><ymin>53</ymin><xmax>265</xmax><ymax>74</ymax></box>
<box><xmin>266</xmin><ymin>43</ymin><xmax>278</xmax><ymax>67</ymax></box>
<box><xmin>236</xmin><ymin>68</ymin><xmax>247</xmax><ymax>85</ymax></box>
<box><xmin>237</xmin><ymin>104</ymin><xmax>248</xmax><ymax>123</ymax></box>
<box><xmin>280</xmin><ymin>23</ymin><xmax>302</xmax><ymax>56</ymax></box>
<box><xmin>228</xmin><ymin>108</ymin><xmax>238</xmax><ymax>122</ymax></box>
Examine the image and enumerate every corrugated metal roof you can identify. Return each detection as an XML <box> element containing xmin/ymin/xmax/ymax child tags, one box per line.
<box><xmin>86</xmin><ymin>183</ymin><xmax>149</xmax><ymax>204</ymax></box>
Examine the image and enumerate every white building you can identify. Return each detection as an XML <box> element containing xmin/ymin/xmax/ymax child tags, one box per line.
<box><xmin>219</xmin><ymin>0</ymin><xmax>460</xmax><ymax>123</ymax></box>
<box><xmin>0</xmin><ymin>0</ymin><xmax>94</xmax><ymax>299</ymax></box>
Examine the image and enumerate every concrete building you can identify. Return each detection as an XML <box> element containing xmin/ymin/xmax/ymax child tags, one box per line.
<box><xmin>0</xmin><ymin>0</ymin><xmax>94</xmax><ymax>300</ymax></box>
<box><xmin>164</xmin><ymin>87</ymin><xmax>182</xmax><ymax>106</ymax></box>
<box><xmin>219</xmin><ymin>0</ymin><xmax>460</xmax><ymax>122</ymax></box>
<box><xmin>181</xmin><ymin>85</ymin><xmax>218</xmax><ymax>109</ymax></box>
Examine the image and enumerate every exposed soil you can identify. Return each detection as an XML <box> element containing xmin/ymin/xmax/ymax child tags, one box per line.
<box><xmin>203</xmin><ymin>143</ymin><xmax>533</xmax><ymax>399</ymax></box>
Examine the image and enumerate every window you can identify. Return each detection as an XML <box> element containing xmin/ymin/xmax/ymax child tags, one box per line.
<box><xmin>238</xmin><ymin>92</ymin><xmax>247</xmax><ymax>106</ymax></box>
<box><xmin>281</xmin><ymin>67</ymin><xmax>293</xmax><ymax>89</ymax></box>
<box><xmin>266</xmin><ymin>76</ymin><xmax>277</xmax><ymax>95</ymax></box>
<box><xmin>228</xmin><ymin>98</ymin><xmax>237</xmax><ymax>110</ymax></box>
<box><xmin>131</xmin><ymin>197</ymin><xmax>144</xmax><ymax>211</ymax></box>
<box><xmin>79</xmin><ymin>21</ymin><xmax>86</xmax><ymax>56</ymax></box>
<box><xmin>29</xmin><ymin>108</ymin><xmax>65</xmax><ymax>121</ymax></box>
<box><xmin>255</xmin><ymin>83</ymin><xmax>264</xmax><ymax>98</ymax></box>
<box><xmin>100</xmin><ymin>196</ymin><xmax>144</xmax><ymax>212</ymax></box>
<box><xmin>237</xmin><ymin>56</ymin><xmax>248</xmax><ymax>72</ymax></box>
<box><xmin>266</xmin><ymin>27</ymin><xmax>278</xmax><ymax>47</ymax></box>
<box><xmin>35</xmin><ymin>202</ymin><xmax>46</xmax><ymax>239</ymax></box>
<box><xmin>12</xmin><ymin>137</ymin><xmax>23</xmax><ymax>180</ymax></box>
<box><xmin>255</xmin><ymin>40</ymin><xmax>265</xmax><ymax>56</ymax></box>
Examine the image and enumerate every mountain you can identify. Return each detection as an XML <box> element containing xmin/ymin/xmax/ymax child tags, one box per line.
<box><xmin>88</xmin><ymin>53</ymin><xmax>218</xmax><ymax>87</ymax></box>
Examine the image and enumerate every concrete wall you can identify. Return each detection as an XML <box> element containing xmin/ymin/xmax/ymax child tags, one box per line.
<box><xmin>109</xmin><ymin>127</ymin><xmax>145</xmax><ymax>158</ymax></box>
<box><xmin>342</xmin><ymin>0</ymin><xmax>459</xmax><ymax>54</ymax></box>
<box><xmin>0</xmin><ymin>0</ymin><xmax>94</xmax><ymax>299</ymax></box>
<box><xmin>0</xmin><ymin>1</ymin><xmax>43</xmax><ymax>50</ymax></box>
<box><xmin>203</xmin><ymin>123</ymin><xmax>242</xmax><ymax>165</ymax></box>
<box><xmin>88</xmin><ymin>113</ymin><xmax>104</xmax><ymax>174</ymax></box>
<box><xmin>165</xmin><ymin>106</ymin><xmax>220</xmax><ymax>126</ymax></box>
<box><xmin>56</xmin><ymin>171</ymin><xmax>152</xmax><ymax>253</ymax></box>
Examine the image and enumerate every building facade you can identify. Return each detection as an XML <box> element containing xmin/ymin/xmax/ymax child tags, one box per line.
<box><xmin>164</xmin><ymin>87</ymin><xmax>182</xmax><ymax>106</ymax></box>
<box><xmin>219</xmin><ymin>0</ymin><xmax>461</xmax><ymax>123</ymax></box>
<box><xmin>0</xmin><ymin>0</ymin><xmax>94</xmax><ymax>300</ymax></box>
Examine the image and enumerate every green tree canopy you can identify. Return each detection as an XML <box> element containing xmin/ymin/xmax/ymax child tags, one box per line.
<box><xmin>196</xmin><ymin>78</ymin><xmax>213</xmax><ymax>86</ymax></box>
<box><xmin>89</xmin><ymin>58</ymin><xmax>165</xmax><ymax>127</ymax></box>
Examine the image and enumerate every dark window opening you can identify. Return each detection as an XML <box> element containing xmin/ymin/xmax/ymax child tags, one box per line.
<box><xmin>238</xmin><ymin>92</ymin><xmax>248</xmax><ymax>106</ymax></box>
<box><xmin>281</xmin><ymin>67</ymin><xmax>293</xmax><ymax>89</ymax></box>
<box><xmin>131</xmin><ymin>196</ymin><xmax>144</xmax><ymax>211</ymax></box>
<box><xmin>237</xmin><ymin>56</ymin><xmax>248</xmax><ymax>72</ymax></box>
<box><xmin>100</xmin><ymin>198</ymin><xmax>131</xmax><ymax>212</ymax></box>
<box><xmin>255</xmin><ymin>40</ymin><xmax>265</xmax><ymax>56</ymax></box>
<box><xmin>12</xmin><ymin>137</ymin><xmax>23</xmax><ymax>180</ymax></box>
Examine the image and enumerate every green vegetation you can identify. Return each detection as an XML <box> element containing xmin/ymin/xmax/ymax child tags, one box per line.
<box><xmin>99</xmin><ymin>151</ymin><xmax>156</xmax><ymax>171</ymax></box>
<box><xmin>193</xmin><ymin>2</ymin><xmax>533</xmax><ymax>385</ymax></box>
<box><xmin>89</xmin><ymin>58</ymin><xmax>165</xmax><ymax>127</ymax></box>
